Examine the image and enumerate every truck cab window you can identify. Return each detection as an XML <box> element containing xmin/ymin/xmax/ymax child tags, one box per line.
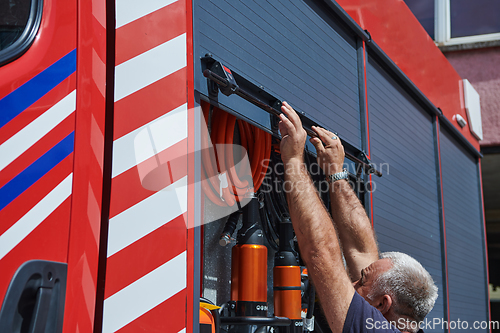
<box><xmin>0</xmin><ymin>0</ymin><xmax>42</xmax><ymax>65</ymax></box>
<box><xmin>0</xmin><ymin>0</ymin><xmax>31</xmax><ymax>50</ymax></box>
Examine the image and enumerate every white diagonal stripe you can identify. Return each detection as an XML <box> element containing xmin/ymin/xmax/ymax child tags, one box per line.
<box><xmin>0</xmin><ymin>174</ymin><xmax>73</xmax><ymax>260</ymax></box>
<box><xmin>107</xmin><ymin>176</ymin><xmax>187</xmax><ymax>257</ymax></box>
<box><xmin>0</xmin><ymin>91</ymin><xmax>76</xmax><ymax>172</ymax></box>
<box><xmin>116</xmin><ymin>0</ymin><xmax>178</xmax><ymax>28</ymax></box>
<box><xmin>114</xmin><ymin>34</ymin><xmax>186</xmax><ymax>102</ymax></box>
<box><xmin>102</xmin><ymin>251</ymin><xmax>186</xmax><ymax>333</ymax></box>
<box><xmin>112</xmin><ymin>103</ymin><xmax>187</xmax><ymax>178</ymax></box>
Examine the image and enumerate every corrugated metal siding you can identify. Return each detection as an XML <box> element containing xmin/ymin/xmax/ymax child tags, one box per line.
<box><xmin>366</xmin><ymin>56</ymin><xmax>445</xmax><ymax>330</ymax></box>
<box><xmin>193</xmin><ymin>0</ymin><xmax>362</xmax><ymax>147</ymax></box>
<box><xmin>439</xmin><ymin>127</ymin><xmax>488</xmax><ymax>331</ymax></box>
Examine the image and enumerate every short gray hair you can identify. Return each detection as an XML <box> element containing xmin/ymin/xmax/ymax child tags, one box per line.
<box><xmin>368</xmin><ymin>252</ymin><xmax>438</xmax><ymax>331</ymax></box>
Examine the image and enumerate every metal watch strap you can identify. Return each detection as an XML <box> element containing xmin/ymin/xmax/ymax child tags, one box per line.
<box><xmin>326</xmin><ymin>169</ymin><xmax>348</xmax><ymax>183</ymax></box>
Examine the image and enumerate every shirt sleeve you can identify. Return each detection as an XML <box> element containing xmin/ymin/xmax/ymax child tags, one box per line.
<box><xmin>342</xmin><ymin>292</ymin><xmax>401</xmax><ymax>333</ymax></box>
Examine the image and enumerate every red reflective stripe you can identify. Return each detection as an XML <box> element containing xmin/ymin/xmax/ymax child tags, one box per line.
<box><xmin>435</xmin><ymin>116</ymin><xmax>451</xmax><ymax>326</ymax></box>
<box><xmin>115</xmin><ymin>289</ymin><xmax>187</xmax><ymax>333</ymax></box>
<box><xmin>113</xmin><ymin>68</ymin><xmax>187</xmax><ymax>140</ymax></box>
<box><xmin>115</xmin><ymin>0</ymin><xmax>186</xmax><ymax>66</ymax></box>
<box><xmin>104</xmin><ymin>213</ymin><xmax>187</xmax><ymax>299</ymax></box>
<box><xmin>362</xmin><ymin>41</ymin><xmax>371</xmax><ymax>159</ymax></box>
<box><xmin>108</xmin><ymin>138</ymin><xmax>187</xmax><ymax>219</ymax></box>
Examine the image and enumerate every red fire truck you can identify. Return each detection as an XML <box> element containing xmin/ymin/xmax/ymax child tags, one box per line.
<box><xmin>0</xmin><ymin>0</ymin><xmax>489</xmax><ymax>332</ymax></box>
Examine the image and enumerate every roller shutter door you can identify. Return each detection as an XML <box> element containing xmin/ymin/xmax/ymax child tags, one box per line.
<box><xmin>440</xmin><ymin>126</ymin><xmax>488</xmax><ymax>332</ymax></box>
<box><xmin>194</xmin><ymin>0</ymin><xmax>362</xmax><ymax>147</ymax></box>
<box><xmin>367</xmin><ymin>56</ymin><xmax>445</xmax><ymax>331</ymax></box>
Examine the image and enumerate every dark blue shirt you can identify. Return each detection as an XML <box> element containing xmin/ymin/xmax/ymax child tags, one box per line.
<box><xmin>343</xmin><ymin>292</ymin><xmax>401</xmax><ymax>333</ymax></box>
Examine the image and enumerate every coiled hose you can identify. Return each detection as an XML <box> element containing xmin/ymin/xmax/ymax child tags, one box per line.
<box><xmin>201</xmin><ymin>101</ymin><xmax>271</xmax><ymax>206</ymax></box>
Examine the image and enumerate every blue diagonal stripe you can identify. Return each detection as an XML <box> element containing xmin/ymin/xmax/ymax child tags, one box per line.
<box><xmin>0</xmin><ymin>132</ymin><xmax>75</xmax><ymax>211</ymax></box>
<box><xmin>0</xmin><ymin>49</ymin><xmax>77</xmax><ymax>128</ymax></box>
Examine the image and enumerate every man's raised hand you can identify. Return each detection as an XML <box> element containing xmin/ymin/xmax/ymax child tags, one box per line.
<box><xmin>310</xmin><ymin>126</ymin><xmax>345</xmax><ymax>176</ymax></box>
<box><xmin>279</xmin><ymin>101</ymin><xmax>307</xmax><ymax>164</ymax></box>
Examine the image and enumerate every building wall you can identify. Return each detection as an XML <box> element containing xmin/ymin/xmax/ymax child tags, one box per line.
<box><xmin>444</xmin><ymin>47</ymin><xmax>500</xmax><ymax>146</ymax></box>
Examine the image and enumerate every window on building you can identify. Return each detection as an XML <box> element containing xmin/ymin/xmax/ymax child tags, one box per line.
<box><xmin>450</xmin><ymin>0</ymin><xmax>500</xmax><ymax>38</ymax></box>
<box><xmin>404</xmin><ymin>0</ymin><xmax>500</xmax><ymax>46</ymax></box>
<box><xmin>0</xmin><ymin>0</ymin><xmax>42</xmax><ymax>66</ymax></box>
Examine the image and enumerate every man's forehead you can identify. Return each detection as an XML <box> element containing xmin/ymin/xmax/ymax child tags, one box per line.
<box><xmin>367</xmin><ymin>258</ymin><xmax>393</xmax><ymax>273</ymax></box>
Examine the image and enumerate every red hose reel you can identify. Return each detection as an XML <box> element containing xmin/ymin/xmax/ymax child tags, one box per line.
<box><xmin>201</xmin><ymin>101</ymin><xmax>271</xmax><ymax>206</ymax></box>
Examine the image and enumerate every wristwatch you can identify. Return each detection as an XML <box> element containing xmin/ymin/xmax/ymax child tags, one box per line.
<box><xmin>326</xmin><ymin>169</ymin><xmax>348</xmax><ymax>183</ymax></box>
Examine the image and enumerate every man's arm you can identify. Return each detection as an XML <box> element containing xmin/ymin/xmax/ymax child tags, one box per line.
<box><xmin>310</xmin><ymin>127</ymin><xmax>379</xmax><ymax>282</ymax></box>
<box><xmin>279</xmin><ymin>102</ymin><xmax>354</xmax><ymax>333</ymax></box>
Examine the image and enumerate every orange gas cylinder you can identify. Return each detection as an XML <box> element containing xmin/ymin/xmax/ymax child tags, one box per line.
<box><xmin>237</xmin><ymin>244</ymin><xmax>267</xmax><ymax>302</ymax></box>
<box><xmin>273</xmin><ymin>216</ymin><xmax>303</xmax><ymax>332</ymax></box>
<box><xmin>273</xmin><ymin>265</ymin><xmax>302</xmax><ymax>320</ymax></box>
<box><xmin>230</xmin><ymin>197</ymin><xmax>269</xmax><ymax>317</ymax></box>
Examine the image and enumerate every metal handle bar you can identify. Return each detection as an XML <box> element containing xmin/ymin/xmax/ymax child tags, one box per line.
<box><xmin>203</xmin><ymin>69</ymin><xmax>382</xmax><ymax>177</ymax></box>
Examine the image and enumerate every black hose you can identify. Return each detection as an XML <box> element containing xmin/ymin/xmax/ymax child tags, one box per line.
<box><xmin>219</xmin><ymin>210</ymin><xmax>241</xmax><ymax>246</ymax></box>
<box><xmin>258</xmin><ymin>154</ymin><xmax>283</xmax><ymax>250</ymax></box>
<box><xmin>210</xmin><ymin>308</ymin><xmax>221</xmax><ymax>333</ymax></box>
<box><xmin>262</xmin><ymin>176</ymin><xmax>280</xmax><ymax>222</ymax></box>
<box><xmin>262</xmin><ymin>182</ymin><xmax>280</xmax><ymax>246</ymax></box>
<box><xmin>259</xmin><ymin>202</ymin><xmax>278</xmax><ymax>251</ymax></box>
<box><xmin>306</xmin><ymin>283</ymin><xmax>315</xmax><ymax>319</ymax></box>
<box><xmin>268</xmin><ymin>151</ymin><xmax>289</xmax><ymax>225</ymax></box>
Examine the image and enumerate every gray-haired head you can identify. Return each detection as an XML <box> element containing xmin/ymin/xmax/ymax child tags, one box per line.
<box><xmin>368</xmin><ymin>252</ymin><xmax>438</xmax><ymax>331</ymax></box>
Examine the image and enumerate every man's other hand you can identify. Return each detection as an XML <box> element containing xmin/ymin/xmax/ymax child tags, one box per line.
<box><xmin>310</xmin><ymin>126</ymin><xmax>345</xmax><ymax>176</ymax></box>
<box><xmin>279</xmin><ymin>101</ymin><xmax>307</xmax><ymax>164</ymax></box>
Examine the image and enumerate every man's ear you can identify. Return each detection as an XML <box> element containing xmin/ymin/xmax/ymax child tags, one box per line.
<box><xmin>376</xmin><ymin>294</ymin><xmax>392</xmax><ymax>314</ymax></box>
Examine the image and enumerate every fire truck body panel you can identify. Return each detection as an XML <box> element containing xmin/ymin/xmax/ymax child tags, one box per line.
<box><xmin>0</xmin><ymin>0</ymin><xmax>77</xmax><ymax>313</ymax></box>
<box><xmin>63</xmin><ymin>0</ymin><xmax>107</xmax><ymax>330</ymax></box>
<box><xmin>0</xmin><ymin>0</ymin><xmax>490</xmax><ymax>332</ymax></box>
<box><xmin>99</xmin><ymin>0</ymin><xmax>194</xmax><ymax>331</ymax></box>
